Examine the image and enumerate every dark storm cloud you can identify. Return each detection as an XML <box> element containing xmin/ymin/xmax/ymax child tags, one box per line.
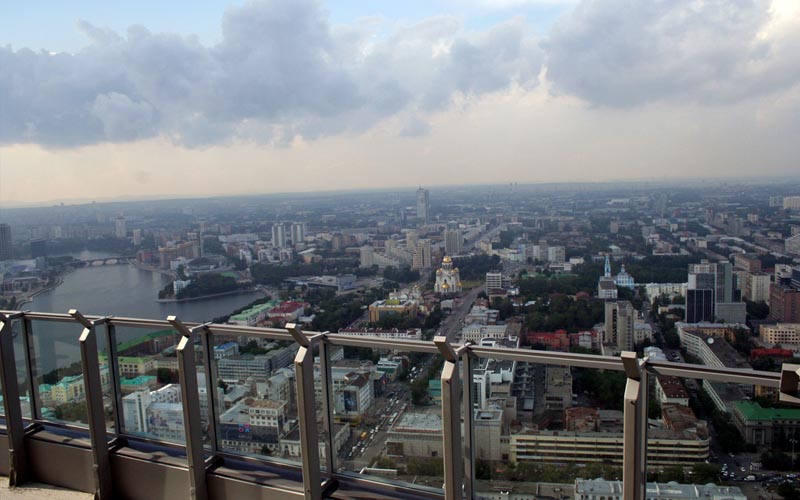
<box><xmin>544</xmin><ymin>0</ymin><xmax>800</xmax><ymax>107</ymax></box>
<box><xmin>0</xmin><ymin>0</ymin><xmax>543</xmax><ymax>148</ymax></box>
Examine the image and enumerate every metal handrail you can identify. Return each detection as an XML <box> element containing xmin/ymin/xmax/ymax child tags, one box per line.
<box><xmin>0</xmin><ymin>309</ymin><xmax>793</xmax><ymax>500</ymax></box>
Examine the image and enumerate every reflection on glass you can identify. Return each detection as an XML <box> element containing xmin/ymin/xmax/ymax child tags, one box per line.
<box><xmin>213</xmin><ymin>333</ymin><xmax>304</xmax><ymax>464</ymax></box>
<box><xmin>30</xmin><ymin>320</ymin><xmax>92</xmax><ymax>426</ymax></box>
<box><xmin>113</xmin><ymin>326</ymin><xmax>186</xmax><ymax>443</ymax></box>
<box><xmin>646</xmin><ymin>366</ymin><xmax>720</xmax><ymax>484</ymax></box>
<box><xmin>327</xmin><ymin>343</ymin><xmax>445</xmax><ymax>490</ymax></box>
<box><xmin>473</xmin><ymin>357</ymin><xmax>627</xmax><ymax>497</ymax></box>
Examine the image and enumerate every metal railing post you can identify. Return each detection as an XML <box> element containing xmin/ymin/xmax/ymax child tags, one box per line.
<box><xmin>780</xmin><ymin>363</ymin><xmax>800</xmax><ymax>405</ymax></box>
<box><xmin>435</xmin><ymin>335</ymin><xmax>463</xmax><ymax>500</ymax></box>
<box><xmin>104</xmin><ymin>322</ymin><xmax>124</xmax><ymax>437</ymax></box>
<box><xmin>318</xmin><ymin>334</ymin><xmax>335</xmax><ymax>475</ymax></box>
<box><xmin>621</xmin><ymin>351</ymin><xmax>647</xmax><ymax>500</ymax></box>
<box><xmin>0</xmin><ymin>312</ymin><xmax>29</xmax><ymax>487</ymax></box>
<box><xmin>460</xmin><ymin>344</ymin><xmax>475</xmax><ymax>500</ymax></box>
<box><xmin>70</xmin><ymin>309</ymin><xmax>113</xmax><ymax>499</ymax></box>
<box><xmin>198</xmin><ymin>324</ymin><xmax>220</xmax><ymax>459</ymax></box>
<box><xmin>169</xmin><ymin>316</ymin><xmax>208</xmax><ymax>500</ymax></box>
<box><xmin>287</xmin><ymin>323</ymin><xmax>322</xmax><ymax>500</ymax></box>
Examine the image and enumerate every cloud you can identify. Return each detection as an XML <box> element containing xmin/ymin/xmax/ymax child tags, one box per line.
<box><xmin>0</xmin><ymin>0</ymin><xmax>543</xmax><ymax>148</ymax></box>
<box><xmin>399</xmin><ymin>115</ymin><xmax>432</xmax><ymax>137</ymax></box>
<box><xmin>544</xmin><ymin>0</ymin><xmax>800</xmax><ymax>107</ymax></box>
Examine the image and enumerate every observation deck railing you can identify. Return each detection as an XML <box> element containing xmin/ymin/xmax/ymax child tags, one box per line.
<box><xmin>0</xmin><ymin>310</ymin><xmax>796</xmax><ymax>500</ymax></box>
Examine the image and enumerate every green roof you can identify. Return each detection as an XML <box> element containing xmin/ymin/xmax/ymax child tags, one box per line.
<box><xmin>220</xmin><ymin>271</ymin><xmax>239</xmax><ymax>279</ymax></box>
<box><xmin>117</xmin><ymin>356</ymin><xmax>151</xmax><ymax>364</ymax></box>
<box><xmin>120</xmin><ymin>375</ymin><xmax>156</xmax><ymax>386</ymax></box>
<box><xmin>230</xmin><ymin>300</ymin><xmax>280</xmax><ymax>321</ymax></box>
<box><xmin>117</xmin><ymin>329</ymin><xmax>175</xmax><ymax>353</ymax></box>
<box><xmin>736</xmin><ymin>401</ymin><xmax>800</xmax><ymax>421</ymax></box>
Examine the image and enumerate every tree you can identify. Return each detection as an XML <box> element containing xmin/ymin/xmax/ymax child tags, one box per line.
<box><xmin>54</xmin><ymin>402</ymin><xmax>89</xmax><ymax>423</ymax></box>
<box><xmin>777</xmin><ymin>483</ymin><xmax>800</xmax><ymax>500</ymax></box>
<box><xmin>157</xmin><ymin>368</ymin><xmax>179</xmax><ymax>384</ymax></box>
<box><xmin>373</xmin><ymin>456</ymin><xmax>397</xmax><ymax>469</ymax></box>
<box><xmin>406</xmin><ymin>458</ymin><xmax>444</xmax><ymax>476</ymax></box>
<box><xmin>657</xmin><ymin>466</ymin><xmax>686</xmax><ymax>483</ymax></box>
<box><xmin>691</xmin><ymin>463</ymin><xmax>721</xmax><ymax>484</ymax></box>
<box><xmin>746</xmin><ymin>300</ymin><xmax>769</xmax><ymax>320</ymax></box>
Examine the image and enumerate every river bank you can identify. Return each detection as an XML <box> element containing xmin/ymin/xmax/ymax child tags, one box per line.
<box><xmin>14</xmin><ymin>267</ymin><xmax>77</xmax><ymax>309</ymax></box>
<box><xmin>156</xmin><ymin>288</ymin><xmax>267</xmax><ymax>303</ymax></box>
<box><xmin>128</xmin><ymin>259</ymin><xmax>177</xmax><ymax>278</ymax></box>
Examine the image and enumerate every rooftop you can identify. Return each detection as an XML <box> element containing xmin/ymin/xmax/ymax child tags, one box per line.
<box><xmin>735</xmin><ymin>401</ymin><xmax>800</xmax><ymax>421</ymax></box>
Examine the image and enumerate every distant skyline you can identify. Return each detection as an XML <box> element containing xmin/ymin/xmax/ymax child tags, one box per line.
<box><xmin>2</xmin><ymin>0</ymin><xmax>800</xmax><ymax>204</ymax></box>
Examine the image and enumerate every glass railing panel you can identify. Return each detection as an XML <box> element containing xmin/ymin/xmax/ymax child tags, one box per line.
<box><xmin>12</xmin><ymin>320</ymin><xmax>33</xmax><ymax>419</ymax></box>
<box><xmin>29</xmin><ymin>319</ymin><xmax>89</xmax><ymax>427</ymax></box>
<box><xmin>112</xmin><ymin>325</ymin><xmax>186</xmax><ymax>443</ymax></box>
<box><xmin>1</xmin><ymin>320</ymin><xmax>29</xmax><ymax>420</ymax></box>
<box><xmin>212</xmin><ymin>332</ymin><xmax>304</xmax><ymax>466</ymax></box>
<box><xmin>645</xmin><ymin>364</ymin><xmax>797</xmax><ymax>498</ymax></box>
<box><xmin>331</xmin><ymin>343</ymin><xmax>446</xmax><ymax>491</ymax></box>
<box><xmin>472</xmin><ymin>358</ymin><xmax>625</xmax><ymax>499</ymax></box>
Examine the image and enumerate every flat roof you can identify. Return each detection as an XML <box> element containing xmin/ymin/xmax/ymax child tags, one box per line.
<box><xmin>736</xmin><ymin>401</ymin><xmax>800</xmax><ymax>421</ymax></box>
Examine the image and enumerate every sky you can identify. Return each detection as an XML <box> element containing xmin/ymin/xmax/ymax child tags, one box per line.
<box><xmin>1</xmin><ymin>0</ymin><xmax>800</xmax><ymax>206</ymax></box>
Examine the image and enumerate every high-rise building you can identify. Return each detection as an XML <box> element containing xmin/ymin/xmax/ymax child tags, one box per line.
<box><xmin>686</xmin><ymin>289</ymin><xmax>715</xmax><ymax>323</ymax></box>
<box><xmin>547</xmin><ymin>246</ymin><xmax>565</xmax><ymax>263</ymax></box>
<box><xmin>782</xmin><ymin>196</ymin><xmax>800</xmax><ymax>210</ymax></box>
<box><xmin>272</xmin><ymin>223</ymin><xmax>286</xmax><ymax>249</ymax></box>
<box><xmin>770</xmin><ymin>282</ymin><xmax>800</xmax><ymax>322</ymax></box>
<box><xmin>604</xmin><ymin>301</ymin><xmax>635</xmax><ymax>351</ymax></box>
<box><xmin>405</xmin><ymin>229</ymin><xmax>419</xmax><ymax>250</ymax></box>
<box><xmin>30</xmin><ymin>238</ymin><xmax>47</xmax><ymax>258</ymax></box>
<box><xmin>0</xmin><ymin>223</ymin><xmax>12</xmax><ymax>260</ymax></box>
<box><xmin>132</xmin><ymin>229</ymin><xmax>143</xmax><ymax>246</ymax></box>
<box><xmin>412</xmin><ymin>240</ymin><xmax>432</xmax><ymax>270</ymax></box>
<box><xmin>748</xmin><ymin>273</ymin><xmax>770</xmax><ymax>304</ymax></box>
<box><xmin>786</xmin><ymin>234</ymin><xmax>800</xmax><ymax>256</ymax></box>
<box><xmin>416</xmin><ymin>187</ymin><xmax>430</xmax><ymax>226</ymax></box>
<box><xmin>686</xmin><ymin>260</ymin><xmax>738</xmax><ymax>323</ymax></box>
<box><xmin>290</xmin><ymin>222</ymin><xmax>306</xmax><ymax>246</ymax></box>
<box><xmin>359</xmin><ymin>245</ymin><xmax>374</xmax><ymax>268</ymax></box>
<box><xmin>486</xmin><ymin>272</ymin><xmax>503</xmax><ymax>293</ymax></box>
<box><xmin>115</xmin><ymin>216</ymin><xmax>127</xmax><ymax>239</ymax></box>
<box><xmin>444</xmin><ymin>228</ymin><xmax>462</xmax><ymax>256</ymax></box>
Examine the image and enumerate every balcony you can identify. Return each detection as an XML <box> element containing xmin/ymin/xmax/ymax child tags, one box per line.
<box><xmin>0</xmin><ymin>309</ymin><xmax>797</xmax><ymax>500</ymax></box>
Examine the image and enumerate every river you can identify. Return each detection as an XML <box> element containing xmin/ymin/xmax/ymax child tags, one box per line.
<box><xmin>20</xmin><ymin>263</ymin><xmax>262</xmax><ymax>376</ymax></box>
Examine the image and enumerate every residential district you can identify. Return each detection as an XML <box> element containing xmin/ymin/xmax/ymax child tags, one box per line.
<box><xmin>2</xmin><ymin>181</ymin><xmax>800</xmax><ymax>499</ymax></box>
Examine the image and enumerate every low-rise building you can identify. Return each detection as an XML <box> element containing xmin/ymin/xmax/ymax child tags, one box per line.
<box><xmin>368</xmin><ymin>298</ymin><xmax>418</xmax><ymax>323</ymax></box>
<box><xmin>760</xmin><ymin>323</ymin><xmax>800</xmax><ymax>344</ymax></box>
<box><xmin>732</xmin><ymin>401</ymin><xmax>800</xmax><ymax>447</ymax></box>
<box><xmin>510</xmin><ymin>426</ymin><xmax>709</xmax><ymax>467</ymax></box>
<box><xmin>655</xmin><ymin>375</ymin><xmax>689</xmax><ymax>407</ymax></box>
<box><xmin>574</xmin><ymin>479</ymin><xmax>745</xmax><ymax>500</ymax></box>
<box><xmin>386</xmin><ymin>412</ymin><xmax>443</xmax><ymax>458</ymax></box>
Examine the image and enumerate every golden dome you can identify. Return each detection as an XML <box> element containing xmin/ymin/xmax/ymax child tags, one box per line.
<box><xmin>442</xmin><ymin>256</ymin><xmax>452</xmax><ymax>263</ymax></box>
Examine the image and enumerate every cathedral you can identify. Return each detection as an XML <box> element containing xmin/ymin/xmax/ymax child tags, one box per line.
<box><xmin>435</xmin><ymin>256</ymin><xmax>462</xmax><ymax>295</ymax></box>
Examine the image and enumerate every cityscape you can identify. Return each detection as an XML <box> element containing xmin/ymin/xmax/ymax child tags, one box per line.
<box><xmin>2</xmin><ymin>0</ymin><xmax>800</xmax><ymax>499</ymax></box>
<box><xmin>1</xmin><ymin>181</ymin><xmax>800</xmax><ymax>499</ymax></box>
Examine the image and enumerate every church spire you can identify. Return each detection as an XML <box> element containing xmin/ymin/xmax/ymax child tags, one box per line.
<box><xmin>604</xmin><ymin>254</ymin><xmax>611</xmax><ymax>277</ymax></box>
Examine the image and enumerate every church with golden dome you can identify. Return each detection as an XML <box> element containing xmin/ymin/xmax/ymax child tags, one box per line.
<box><xmin>435</xmin><ymin>255</ymin><xmax>462</xmax><ymax>295</ymax></box>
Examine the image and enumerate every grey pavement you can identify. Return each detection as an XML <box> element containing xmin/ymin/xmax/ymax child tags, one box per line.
<box><xmin>0</xmin><ymin>476</ymin><xmax>92</xmax><ymax>499</ymax></box>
